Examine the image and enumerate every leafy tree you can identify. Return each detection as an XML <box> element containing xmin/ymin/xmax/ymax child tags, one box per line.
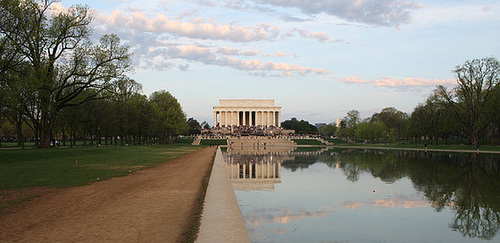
<box><xmin>0</xmin><ymin>0</ymin><xmax>132</xmax><ymax>147</ymax></box>
<box><xmin>483</xmin><ymin>84</ymin><xmax>500</xmax><ymax>144</ymax></box>
<box><xmin>201</xmin><ymin>121</ymin><xmax>210</xmax><ymax>130</ymax></box>
<box><xmin>186</xmin><ymin>117</ymin><xmax>201</xmax><ymax>135</ymax></box>
<box><xmin>318</xmin><ymin>123</ymin><xmax>337</xmax><ymax>137</ymax></box>
<box><xmin>129</xmin><ymin>93</ymin><xmax>155</xmax><ymax>145</ymax></box>
<box><xmin>370</xmin><ymin>107</ymin><xmax>408</xmax><ymax>139</ymax></box>
<box><xmin>436</xmin><ymin>57</ymin><xmax>500</xmax><ymax>146</ymax></box>
<box><xmin>149</xmin><ymin>90</ymin><xmax>187</xmax><ymax>144</ymax></box>
<box><xmin>355</xmin><ymin>121</ymin><xmax>387</xmax><ymax>142</ymax></box>
<box><xmin>407</xmin><ymin>95</ymin><xmax>441</xmax><ymax>142</ymax></box>
<box><xmin>338</xmin><ymin>109</ymin><xmax>361</xmax><ymax>139</ymax></box>
<box><xmin>281</xmin><ymin>117</ymin><xmax>318</xmax><ymax>134</ymax></box>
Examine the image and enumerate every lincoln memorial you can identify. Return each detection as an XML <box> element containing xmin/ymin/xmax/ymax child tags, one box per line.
<box><xmin>213</xmin><ymin>99</ymin><xmax>281</xmax><ymax>127</ymax></box>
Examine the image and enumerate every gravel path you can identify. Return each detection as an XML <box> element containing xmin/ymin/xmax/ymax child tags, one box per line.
<box><xmin>0</xmin><ymin>147</ymin><xmax>216</xmax><ymax>242</ymax></box>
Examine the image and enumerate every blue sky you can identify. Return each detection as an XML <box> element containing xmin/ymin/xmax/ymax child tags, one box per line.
<box><xmin>59</xmin><ymin>0</ymin><xmax>500</xmax><ymax>125</ymax></box>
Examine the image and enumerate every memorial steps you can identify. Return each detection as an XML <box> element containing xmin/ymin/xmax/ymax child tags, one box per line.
<box><xmin>227</xmin><ymin>137</ymin><xmax>295</xmax><ymax>147</ymax></box>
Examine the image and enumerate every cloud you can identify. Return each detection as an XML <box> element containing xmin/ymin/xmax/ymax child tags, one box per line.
<box><xmin>178</xmin><ymin>64</ymin><xmax>190</xmax><ymax>71</ymax></box>
<box><xmin>257</xmin><ymin>0</ymin><xmax>422</xmax><ymax>27</ymax></box>
<box><xmin>217</xmin><ymin>46</ymin><xmax>259</xmax><ymax>56</ymax></box>
<box><xmin>159</xmin><ymin>44</ymin><xmax>331</xmax><ymax>76</ymax></box>
<box><xmin>96</xmin><ymin>10</ymin><xmax>279</xmax><ymax>42</ymax></box>
<box><xmin>372</xmin><ymin>77</ymin><xmax>456</xmax><ymax>88</ymax></box>
<box><xmin>342</xmin><ymin>76</ymin><xmax>456</xmax><ymax>91</ymax></box>
<box><xmin>166</xmin><ymin>45</ymin><xmax>216</xmax><ymax>61</ymax></box>
<box><xmin>294</xmin><ymin>28</ymin><xmax>332</xmax><ymax>43</ymax></box>
<box><xmin>244</xmin><ymin>209</ymin><xmax>331</xmax><ymax>227</ymax></box>
<box><xmin>264</xmin><ymin>51</ymin><xmax>294</xmax><ymax>57</ymax></box>
<box><xmin>94</xmin><ymin>7</ymin><xmax>347</xmax><ymax>45</ymax></box>
<box><xmin>341</xmin><ymin>198</ymin><xmax>430</xmax><ymax>209</ymax></box>
<box><xmin>413</xmin><ymin>4</ymin><xmax>499</xmax><ymax>25</ymax></box>
<box><xmin>47</xmin><ymin>2</ymin><xmax>66</xmax><ymax>15</ymax></box>
<box><xmin>287</xmin><ymin>28</ymin><xmax>347</xmax><ymax>43</ymax></box>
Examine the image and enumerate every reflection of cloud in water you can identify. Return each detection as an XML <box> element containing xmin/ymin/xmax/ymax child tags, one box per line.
<box><xmin>244</xmin><ymin>208</ymin><xmax>331</xmax><ymax>227</ymax></box>
<box><xmin>341</xmin><ymin>198</ymin><xmax>430</xmax><ymax>210</ymax></box>
<box><xmin>375</xmin><ymin>198</ymin><xmax>430</xmax><ymax>208</ymax></box>
<box><xmin>343</xmin><ymin>202</ymin><xmax>363</xmax><ymax>209</ymax></box>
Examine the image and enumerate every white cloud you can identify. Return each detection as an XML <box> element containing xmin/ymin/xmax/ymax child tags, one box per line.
<box><xmin>217</xmin><ymin>46</ymin><xmax>259</xmax><ymax>56</ymax></box>
<box><xmin>372</xmin><ymin>77</ymin><xmax>456</xmax><ymax>88</ymax></box>
<box><xmin>294</xmin><ymin>28</ymin><xmax>345</xmax><ymax>43</ymax></box>
<box><xmin>257</xmin><ymin>0</ymin><xmax>423</xmax><ymax>27</ymax></box>
<box><xmin>178</xmin><ymin>64</ymin><xmax>190</xmax><ymax>71</ymax></box>
<box><xmin>159</xmin><ymin>44</ymin><xmax>331</xmax><ymax>76</ymax></box>
<box><xmin>96</xmin><ymin>10</ymin><xmax>279</xmax><ymax>42</ymax></box>
<box><xmin>342</xmin><ymin>76</ymin><xmax>456</xmax><ymax>91</ymax></box>
<box><xmin>264</xmin><ymin>51</ymin><xmax>289</xmax><ymax>57</ymax></box>
<box><xmin>414</xmin><ymin>4</ymin><xmax>499</xmax><ymax>25</ymax></box>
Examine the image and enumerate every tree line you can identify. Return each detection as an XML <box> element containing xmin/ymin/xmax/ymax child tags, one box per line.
<box><xmin>285</xmin><ymin>57</ymin><xmax>500</xmax><ymax>147</ymax></box>
<box><xmin>0</xmin><ymin>0</ymin><xmax>189</xmax><ymax>147</ymax></box>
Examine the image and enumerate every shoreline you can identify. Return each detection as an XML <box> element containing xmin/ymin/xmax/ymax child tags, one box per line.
<box><xmin>329</xmin><ymin>145</ymin><xmax>500</xmax><ymax>154</ymax></box>
<box><xmin>222</xmin><ymin>144</ymin><xmax>500</xmax><ymax>154</ymax></box>
<box><xmin>196</xmin><ymin>147</ymin><xmax>250</xmax><ymax>243</ymax></box>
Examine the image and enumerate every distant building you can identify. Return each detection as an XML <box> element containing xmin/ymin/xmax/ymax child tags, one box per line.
<box><xmin>336</xmin><ymin>119</ymin><xmax>342</xmax><ymax>128</ymax></box>
<box><xmin>315</xmin><ymin>123</ymin><xmax>327</xmax><ymax>129</ymax></box>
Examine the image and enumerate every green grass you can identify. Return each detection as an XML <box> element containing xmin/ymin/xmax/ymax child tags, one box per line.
<box><xmin>0</xmin><ymin>144</ymin><xmax>202</xmax><ymax>189</ymax></box>
<box><xmin>177</xmin><ymin>137</ymin><xmax>195</xmax><ymax>144</ymax></box>
<box><xmin>325</xmin><ymin>138</ymin><xmax>348</xmax><ymax>145</ymax></box>
<box><xmin>294</xmin><ymin>147</ymin><xmax>326</xmax><ymax>152</ymax></box>
<box><xmin>200</xmin><ymin>139</ymin><xmax>227</xmax><ymax>146</ymax></box>
<box><xmin>0</xmin><ymin>142</ymin><xmax>37</xmax><ymax>148</ymax></box>
<box><xmin>292</xmin><ymin>139</ymin><xmax>325</xmax><ymax>145</ymax></box>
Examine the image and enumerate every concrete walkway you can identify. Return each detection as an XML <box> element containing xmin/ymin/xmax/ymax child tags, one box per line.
<box><xmin>196</xmin><ymin>147</ymin><xmax>250</xmax><ymax>243</ymax></box>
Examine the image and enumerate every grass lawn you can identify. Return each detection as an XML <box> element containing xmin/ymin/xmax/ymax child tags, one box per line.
<box><xmin>0</xmin><ymin>144</ymin><xmax>202</xmax><ymax>190</ymax></box>
<box><xmin>292</xmin><ymin>139</ymin><xmax>325</xmax><ymax>145</ymax></box>
<box><xmin>200</xmin><ymin>139</ymin><xmax>227</xmax><ymax>146</ymax></box>
<box><xmin>0</xmin><ymin>142</ymin><xmax>37</xmax><ymax>148</ymax></box>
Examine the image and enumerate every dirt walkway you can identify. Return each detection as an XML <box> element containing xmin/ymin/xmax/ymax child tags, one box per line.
<box><xmin>0</xmin><ymin>147</ymin><xmax>216</xmax><ymax>242</ymax></box>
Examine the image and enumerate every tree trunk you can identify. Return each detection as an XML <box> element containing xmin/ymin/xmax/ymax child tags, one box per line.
<box><xmin>16</xmin><ymin>122</ymin><xmax>24</xmax><ymax>149</ymax></box>
<box><xmin>71</xmin><ymin>128</ymin><xmax>76</xmax><ymax>148</ymax></box>
<box><xmin>83</xmin><ymin>132</ymin><xmax>87</xmax><ymax>147</ymax></box>
<box><xmin>39</xmin><ymin>112</ymin><xmax>54</xmax><ymax>148</ymax></box>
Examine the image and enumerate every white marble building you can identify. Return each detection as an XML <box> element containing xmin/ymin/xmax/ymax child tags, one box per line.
<box><xmin>213</xmin><ymin>99</ymin><xmax>282</xmax><ymax>127</ymax></box>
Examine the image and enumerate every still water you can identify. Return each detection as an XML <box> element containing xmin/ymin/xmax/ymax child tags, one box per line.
<box><xmin>224</xmin><ymin>147</ymin><xmax>500</xmax><ymax>243</ymax></box>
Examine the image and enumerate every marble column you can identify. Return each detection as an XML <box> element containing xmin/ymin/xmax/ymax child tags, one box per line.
<box><xmin>278</xmin><ymin>111</ymin><xmax>281</xmax><ymax>127</ymax></box>
<box><xmin>214</xmin><ymin>111</ymin><xmax>217</xmax><ymax>127</ymax></box>
<box><xmin>271</xmin><ymin>111</ymin><xmax>276</xmax><ymax>126</ymax></box>
<box><xmin>243</xmin><ymin>111</ymin><xmax>246</xmax><ymax>126</ymax></box>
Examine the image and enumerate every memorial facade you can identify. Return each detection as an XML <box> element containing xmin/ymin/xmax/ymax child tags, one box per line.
<box><xmin>213</xmin><ymin>99</ymin><xmax>281</xmax><ymax>127</ymax></box>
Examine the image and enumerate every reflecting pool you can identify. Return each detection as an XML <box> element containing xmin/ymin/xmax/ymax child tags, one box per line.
<box><xmin>224</xmin><ymin>148</ymin><xmax>500</xmax><ymax>243</ymax></box>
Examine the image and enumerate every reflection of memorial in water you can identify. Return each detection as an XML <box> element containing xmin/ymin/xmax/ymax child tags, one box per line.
<box><xmin>224</xmin><ymin>147</ymin><xmax>295</xmax><ymax>191</ymax></box>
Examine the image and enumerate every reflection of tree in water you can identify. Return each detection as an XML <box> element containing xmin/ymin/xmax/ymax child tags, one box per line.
<box><xmin>251</xmin><ymin>148</ymin><xmax>500</xmax><ymax>240</ymax></box>
<box><xmin>323</xmin><ymin>149</ymin><xmax>406</xmax><ymax>183</ymax></box>
<box><xmin>409</xmin><ymin>153</ymin><xmax>500</xmax><ymax>240</ymax></box>
<box><xmin>451</xmin><ymin>203</ymin><xmax>500</xmax><ymax>240</ymax></box>
<box><xmin>281</xmin><ymin>155</ymin><xmax>318</xmax><ymax>172</ymax></box>
<box><xmin>327</xmin><ymin>149</ymin><xmax>500</xmax><ymax>240</ymax></box>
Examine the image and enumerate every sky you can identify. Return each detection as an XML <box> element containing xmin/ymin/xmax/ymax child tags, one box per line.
<box><xmin>58</xmin><ymin>0</ymin><xmax>500</xmax><ymax>125</ymax></box>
